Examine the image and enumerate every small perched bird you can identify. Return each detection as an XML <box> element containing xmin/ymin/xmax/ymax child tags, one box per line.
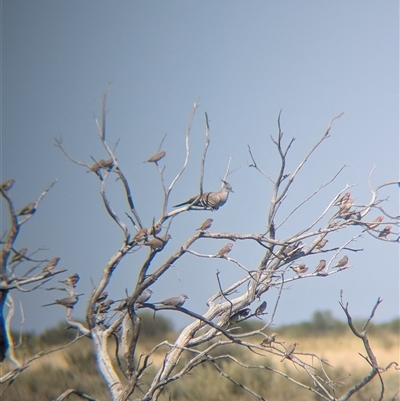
<box><xmin>314</xmin><ymin>239</ymin><xmax>329</xmax><ymax>251</ymax></box>
<box><xmin>378</xmin><ymin>226</ymin><xmax>392</xmax><ymax>239</ymax></box>
<box><xmin>154</xmin><ymin>294</ymin><xmax>188</xmax><ymax>308</ymax></box>
<box><xmin>280</xmin><ymin>342</ymin><xmax>299</xmax><ymax>362</ymax></box>
<box><xmin>363</xmin><ymin>216</ymin><xmax>384</xmax><ymax>231</ymax></box>
<box><xmin>42</xmin><ymin>294</ymin><xmax>82</xmax><ymax>308</ymax></box>
<box><xmin>59</xmin><ymin>273</ymin><xmax>80</xmax><ymax>287</ymax></box>
<box><xmin>148</xmin><ymin>222</ymin><xmax>162</xmax><ymax>236</ymax></box>
<box><xmin>18</xmin><ymin>202</ymin><xmax>36</xmax><ymax>216</ymax></box>
<box><xmin>42</xmin><ymin>257</ymin><xmax>61</xmax><ymax>272</ymax></box>
<box><xmin>144</xmin><ymin>150</ymin><xmax>166</xmax><ymax>164</ymax></box>
<box><xmin>144</xmin><ymin>234</ymin><xmax>171</xmax><ymax>251</ymax></box>
<box><xmin>339</xmin><ymin>199</ymin><xmax>354</xmax><ymax>216</ymax></box>
<box><xmin>260</xmin><ymin>333</ymin><xmax>277</xmax><ymax>347</ymax></box>
<box><xmin>132</xmin><ymin>228</ymin><xmax>148</xmax><ymax>243</ymax></box>
<box><xmin>314</xmin><ymin>259</ymin><xmax>326</xmax><ymax>274</ymax></box>
<box><xmin>98</xmin><ymin>299</ymin><xmax>115</xmax><ymax>313</ymax></box>
<box><xmin>96</xmin><ymin>292</ymin><xmax>109</xmax><ymax>303</ymax></box>
<box><xmin>283</xmin><ymin>241</ymin><xmax>304</xmax><ymax>258</ymax></box>
<box><xmin>173</xmin><ymin>181</ymin><xmax>233</xmax><ymax>211</ymax></box>
<box><xmin>10</xmin><ymin>248</ymin><xmax>27</xmax><ymax>263</ymax></box>
<box><xmin>334</xmin><ymin>255</ymin><xmax>349</xmax><ymax>269</ymax></box>
<box><xmin>196</xmin><ymin>218</ymin><xmax>213</xmax><ymax>232</ymax></box>
<box><xmin>215</xmin><ymin>243</ymin><xmax>234</xmax><ymax>258</ymax></box>
<box><xmin>1</xmin><ymin>179</ymin><xmax>15</xmax><ymax>191</ymax></box>
<box><xmin>255</xmin><ymin>301</ymin><xmax>267</xmax><ymax>316</ymax></box>
<box><xmin>291</xmin><ymin>263</ymin><xmax>308</xmax><ymax>275</ymax></box>
<box><xmin>136</xmin><ymin>288</ymin><xmax>153</xmax><ymax>304</ymax></box>
<box><xmin>229</xmin><ymin>308</ymin><xmax>251</xmax><ymax>324</ymax></box>
<box><xmin>335</xmin><ymin>192</ymin><xmax>351</xmax><ymax>206</ymax></box>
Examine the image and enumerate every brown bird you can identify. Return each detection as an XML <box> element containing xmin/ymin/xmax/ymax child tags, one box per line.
<box><xmin>18</xmin><ymin>202</ymin><xmax>36</xmax><ymax>216</ymax></box>
<box><xmin>291</xmin><ymin>263</ymin><xmax>308</xmax><ymax>275</ymax></box>
<box><xmin>215</xmin><ymin>242</ymin><xmax>234</xmax><ymax>258</ymax></box>
<box><xmin>255</xmin><ymin>301</ymin><xmax>267</xmax><ymax>316</ymax></box>
<box><xmin>314</xmin><ymin>239</ymin><xmax>329</xmax><ymax>251</ymax></box>
<box><xmin>335</xmin><ymin>192</ymin><xmax>351</xmax><ymax>206</ymax></box>
<box><xmin>42</xmin><ymin>294</ymin><xmax>83</xmax><ymax>308</ymax></box>
<box><xmin>378</xmin><ymin>226</ymin><xmax>392</xmax><ymax>239</ymax></box>
<box><xmin>59</xmin><ymin>273</ymin><xmax>80</xmax><ymax>287</ymax></box>
<box><xmin>334</xmin><ymin>255</ymin><xmax>349</xmax><ymax>269</ymax></box>
<box><xmin>144</xmin><ymin>234</ymin><xmax>171</xmax><ymax>251</ymax></box>
<box><xmin>132</xmin><ymin>228</ymin><xmax>148</xmax><ymax>243</ymax></box>
<box><xmin>154</xmin><ymin>294</ymin><xmax>188</xmax><ymax>307</ymax></box>
<box><xmin>148</xmin><ymin>222</ymin><xmax>162</xmax><ymax>236</ymax></box>
<box><xmin>314</xmin><ymin>259</ymin><xmax>326</xmax><ymax>274</ymax></box>
<box><xmin>196</xmin><ymin>218</ymin><xmax>213</xmax><ymax>232</ymax></box>
<box><xmin>339</xmin><ymin>199</ymin><xmax>354</xmax><ymax>216</ymax></box>
<box><xmin>98</xmin><ymin>299</ymin><xmax>115</xmax><ymax>313</ymax></box>
<box><xmin>280</xmin><ymin>342</ymin><xmax>299</xmax><ymax>362</ymax></box>
<box><xmin>260</xmin><ymin>333</ymin><xmax>277</xmax><ymax>347</ymax></box>
<box><xmin>89</xmin><ymin>158</ymin><xmax>114</xmax><ymax>173</ymax></box>
<box><xmin>10</xmin><ymin>248</ymin><xmax>27</xmax><ymax>263</ymax></box>
<box><xmin>1</xmin><ymin>179</ymin><xmax>15</xmax><ymax>191</ymax></box>
<box><xmin>96</xmin><ymin>292</ymin><xmax>109</xmax><ymax>303</ymax></box>
<box><xmin>144</xmin><ymin>150</ymin><xmax>166</xmax><ymax>164</ymax></box>
<box><xmin>363</xmin><ymin>216</ymin><xmax>384</xmax><ymax>231</ymax></box>
<box><xmin>229</xmin><ymin>308</ymin><xmax>251</xmax><ymax>324</ymax></box>
<box><xmin>42</xmin><ymin>257</ymin><xmax>61</xmax><ymax>272</ymax></box>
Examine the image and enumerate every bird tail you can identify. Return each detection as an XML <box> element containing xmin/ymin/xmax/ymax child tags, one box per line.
<box><xmin>41</xmin><ymin>302</ymin><xmax>55</xmax><ymax>307</ymax></box>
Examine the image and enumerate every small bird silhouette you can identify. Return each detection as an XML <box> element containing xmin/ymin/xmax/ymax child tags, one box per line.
<box><xmin>42</xmin><ymin>294</ymin><xmax>83</xmax><ymax>308</ymax></box>
<box><xmin>314</xmin><ymin>259</ymin><xmax>326</xmax><ymax>274</ymax></box>
<box><xmin>154</xmin><ymin>294</ymin><xmax>188</xmax><ymax>307</ymax></box>
<box><xmin>291</xmin><ymin>263</ymin><xmax>308</xmax><ymax>275</ymax></box>
<box><xmin>98</xmin><ymin>299</ymin><xmax>115</xmax><ymax>313</ymax></box>
<box><xmin>144</xmin><ymin>150</ymin><xmax>166</xmax><ymax>164</ymax></box>
<box><xmin>136</xmin><ymin>288</ymin><xmax>153</xmax><ymax>304</ymax></box>
<box><xmin>18</xmin><ymin>202</ymin><xmax>36</xmax><ymax>216</ymax></box>
<box><xmin>59</xmin><ymin>273</ymin><xmax>80</xmax><ymax>287</ymax></box>
<box><xmin>335</xmin><ymin>192</ymin><xmax>351</xmax><ymax>206</ymax></box>
<box><xmin>260</xmin><ymin>333</ymin><xmax>277</xmax><ymax>347</ymax></box>
<box><xmin>215</xmin><ymin>243</ymin><xmax>234</xmax><ymax>258</ymax></box>
<box><xmin>1</xmin><ymin>179</ymin><xmax>15</xmax><ymax>191</ymax></box>
<box><xmin>229</xmin><ymin>308</ymin><xmax>251</xmax><ymax>324</ymax></box>
<box><xmin>132</xmin><ymin>228</ymin><xmax>148</xmax><ymax>243</ymax></box>
<box><xmin>339</xmin><ymin>199</ymin><xmax>354</xmax><ymax>216</ymax></box>
<box><xmin>10</xmin><ymin>248</ymin><xmax>27</xmax><ymax>263</ymax></box>
<box><xmin>334</xmin><ymin>255</ymin><xmax>349</xmax><ymax>269</ymax></box>
<box><xmin>42</xmin><ymin>257</ymin><xmax>61</xmax><ymax>272</ymax></box>
<box><xmin>196</xmin><ymin>218</ymin><xmax>213</xmax><ymax>232</ymax></box>
<box><xmin>314</xmin><ymin>239</ymin><xmax>328</xmax><ymax>251</ymax></box>
<box><xmin>280</xmin><ymin>342</ymin><xmax>299</xmax><ymax>362</ymax></box>
<box><xmin>148</xmin><ymin>222</ymin><xmax>162</xmax><ymax>236</ymax></box>
<box><xmin>89</xmin><ymin>158</ymin><xmax>114</xmax><ymax>173</ymax></box>
<box><xmin>96</xmin><ymin>292</ymin><xmax>109</xmax><ymax>303</ymax></box>
<box><xmin>378</xmin><ymin>226</ymin><xmax>392</xmax><ymax>239</ymax></box>
<box><xmin>363</xmin><ymin>216</ymin><xmax>384</xmax><ymax>231</ymax></box>
<box><xmin>255</xmin><ymin>301</ymin><xmax>267</xmax><ymax>316</ymax></box>
<box><xmin>144</xmin><ymin>234</ymin><xmax>171</xmax><ymax>251</ymax></box>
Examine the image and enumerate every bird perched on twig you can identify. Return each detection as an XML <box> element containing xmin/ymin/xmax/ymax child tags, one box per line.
<box><xmin>148</xmin><ymin>222</ymin><xmax>162</xmax><ymax>236</ymax></box>
<box><xmin>18</xmin><ymin>202</ymin><xmax>36</xmax><ymax>216</ymax></box>
<box><xmin>136</xmin><ymin>288</ymin><xmax>153</xmax><ymax>304</ymax></box>
<box><xmin>363</xmin><ymin>216</ymin><xmax>384</xmax><ymax>231</ymax></box>
<box><xmin>144</xmin><ymin>150</ymin><xmax>166</xmax><ymax>164</ymax></box>
<box><xmin>215</xmin><ymin>243</ymin><xmax>234</xmax><ymax>258</ymax></box>
<box><xmin>260</xmin><ymin>333</ymin><xmax>277</xmax><ymax>347</ymax></box>
<box><xmin>98</xmin><ymin>299</ymin><xmax>115</xmax><ymax>313</ymax></box>
<box><xmin>173</xmin><ymin>181</ymin><xmax>233</xmax><ymax>211</ymax></box>
<box><xmin>96</xmin><ymin>292</ymin><xmax>109</xmax><ymax>303</ymax></box>
<box><xmin>154</xmin><ymin>294</ymin><xmax>188</xmax><ymax>308</ymax></box>
<box><xmin>229</xmin><ymin>308</ymin><xmax>251</xmax><ymax>324</ymax></box>
<box><xmin>334</xmin><ymin>255</ymin><xmax>349</xmax><ymax>269</ymax></box>
<box><xmin>291</xmin><ymin>263</ymin><xmax>308</xmax><ymax>275</ymax></box>
<box><xmin>255</xmin><ymin>301</ymin><xmax>267</xmax><ymax>316</ymax></box>
<box><xmin>132</xmin><ymin>228</ymin><xmax>148</xmax><ymax>243</ymax></box>
<box><xmin>314</xmin><ymin>239</ymin><xmax>328</xmax><ymax>251</ymax></box>
<box><xmin>378</xmin><ymin>226</ymin><xmax>392</xmax><ymax>239</ymax></box>
<box><xmin>59</xmin><ymin>273</ymin><xmax>80</xmax><ymax>288</ymax></box>
<box><xmin>280</xmin><ymin>342</ymin><xmax>299</xmax><ymax>362</ymax></box>
<box><xmin>314</xmin><ymin>260</ymin><xmax>326</xmax><ymax>274</ymax></box>
<box><xmin>196</xmin><ymin>218</ymin><xmax>213</xmax><ymax>232</ymax></box>
<box><xmin>144</xmin><ymin>234</ymin><xmax>171</xmax><ymax>251</ymax></box>
<box><xmin>89</xmin><ymin>158</ymin><xmax>114</xmax><ymax>173</ymax></box>
<box><xmin>42</xmin><ymin>257</ymin><xmax>61</xmax><ymax>272</ymax></box>
<box><xmin>10</xmin><ymin>248</ymin><xmax>27</xmax><ymax>263</ymax></box>
<box><xmin>335</xmin><ymin>192</ymin><xmax>351</xmax><ymax>206</ymax></box>
<box><xmin>1</xmin><ymin>179</ymin><xmax>15</xmax><ymax>191</ymax></box>
<box><xmin>339</xmin><ymin>199</ymin><xmax>354</xmax><ymax>216</ymax></box>
<box><xmin>42</xmin><ymin>294</ymin><xmax>83</xmax><ymax>308</ymax></box>
<box><xmin>283</xmin><ymin>241</ymin><xmax>304</xmax><ymax>258</ymax></box>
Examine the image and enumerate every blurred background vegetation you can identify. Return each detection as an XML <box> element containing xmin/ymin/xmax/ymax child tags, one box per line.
<box><xmin>2</xmin><ymin>311</ymin><xmax>399</xmax><ymax>401</ymax></box>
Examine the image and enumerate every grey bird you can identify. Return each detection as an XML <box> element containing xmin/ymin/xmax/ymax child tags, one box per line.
<box><xmin>260</xmin><ymin>333</ymin><xmax>277</xmax><ymax>347</ymax></box>
<box><xmin>18</xmin><ymin>202</ymin><xmax>36</xmax><ymax>216</ymax></box>
<box><xmin>144</xmin><ymin>150</ymin><xmax>166</xmax><ymax>164</ymax></box>
<box><xmin>42</xmin><ymin>294</ymin><xmax>83</xmax><ymax>308</ymax></box>
<box><xmin>291</xmin><ymin>263</ymin><xmax>308</xmax><ymax>275</ymax></box>
<box><xmin>154</xmin><ymin>294</ymin><xmax>188</xmax><ymax>307</ymax></box>
<box><xmin>229</xmin><ymin>308</ymin><xmax>251</xmax><ymax>324</ymax></box>
<box><xmin>283</xmin><ymin>241</ymin><xmax>304</xmax><ymax>258</ymax></box>
<box><xmin>135</xmin><ymin>288</ymin><xmax>153</xmax><ymax>304</ymax></box>
<box><xmin>59</xmin><ymin>273</ymin><xmax>80</xmax><ymax>287</ymax></box>
<box><xmin>280</xmin><ymin>342</ymin><xmax>299</xmax><ymax>362</ymax></box>
<box><xmin>314</xmin><ymin>239</ymin><xmax>328</xmax><ymax>251</ymax></box>
<box><xmin>43</xmin><ymin>257</ymin><xmax>61</xmax><ymax>272</ymax></box>
<box><xmin>255</xmin><ymin>301</ymin><xmax>267</xmax><ymax>316</ymax></box>
<box><xmin>132</xmin><ymin>228</ymin><xmax>148</xmax><ymax>243</ymax></box>
<box><xmin>215</xmin><ymin>242</ymin><xmax>234</xmax><ymax>258</ymax></box>
<box><xmin>334</xmin><ymin>255</ymin><xmax>349</xmax><ymax>269</ymax></box>
<box><xmin>96</xmin><ymin>292</ymin><xmax>109</xmax><ymax>303</ymax></box>
<box><xmin>144</xmin><ymin>234</ymin><xmax>171</xmax><ymax>251</ymax></box>
<box><xmin>10</xmin><ymin>248</ymin><xmax>28</xmax><ymax>263</ymax></box>
<box><xmin>1</xmin><ymin>179</ymin><xmax>15</xmax><ymax>191</ymax></box>
<box><xmin>196</xmin><ymin>218</ymin><xmax>213</xmax><ymax>232</ymax></box>
<box><xmin>174</xmin><ymin>181</ymin><xmax>233</xmax><ymax>210</ymax></box>
<box><xmin>314</xmin><ymin>259</ymin><xmax>327</xmax><ymax>274</ymax></box>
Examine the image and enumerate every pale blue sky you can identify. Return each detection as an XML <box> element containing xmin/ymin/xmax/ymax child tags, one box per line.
<box><xmin>2</xmin><ymin>1</ymin><xmax>399</xmax><ymax>332</ymax></box>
